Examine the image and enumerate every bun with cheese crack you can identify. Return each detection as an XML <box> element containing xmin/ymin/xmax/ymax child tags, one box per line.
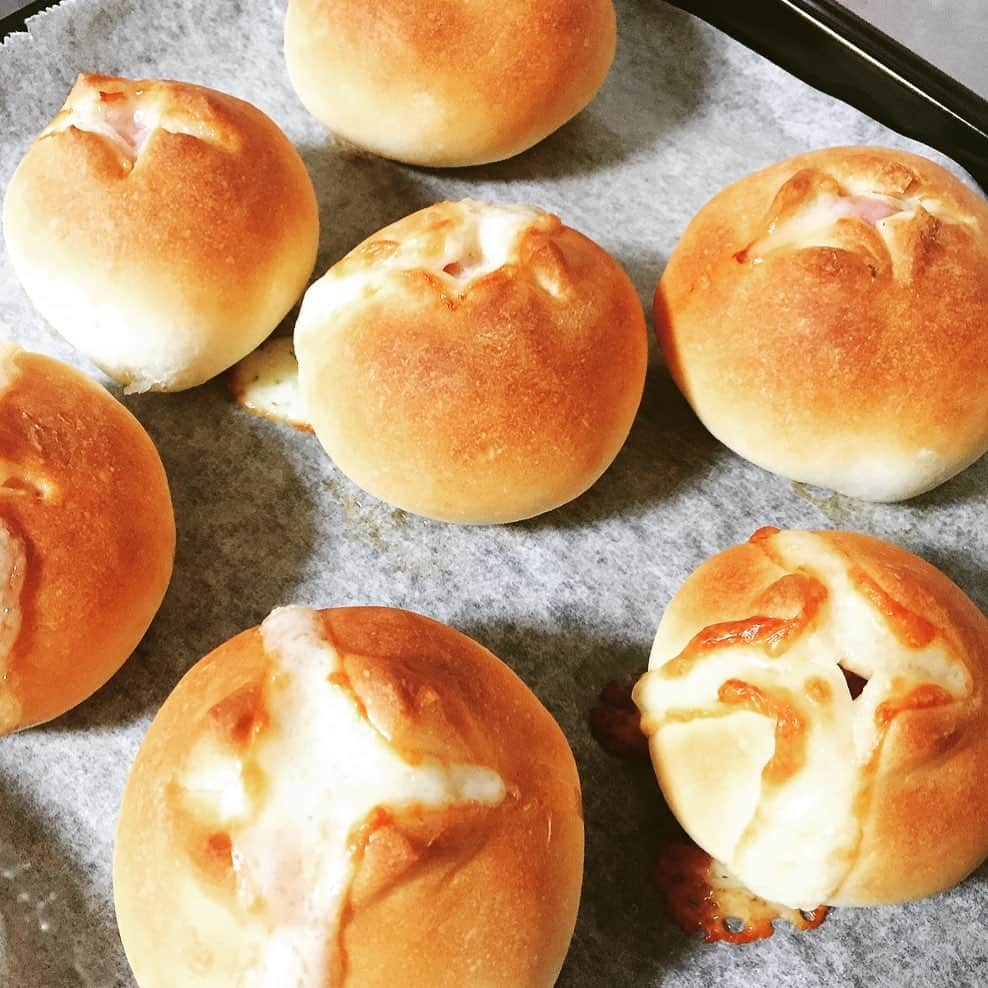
<box><xmin>294</xmin><ymin>199</ymin><xmax>648</xmax><ymax>524</ymax></box>
<box><xmin>284</xmin><ymin>0</ymin><xmax>616</xmax><ymax>167</ymax></box>
<box><xmin>114</xmin><ymin>605</ymin><xmax>584</xmax><ymax>988</ymax></box>
<box><xmin>0</xmin><ymin>345</ymin><xmax>174</xmax><ymax>732</ymax></box>
<box><xmin>3</xmin><ymin>75</ymin><xmax>319</xmax><ymax>392</ymax></box>
<box><xmin>655</xmin><ymin>147</ymin><xmax>988</xmax><ymax>500</ymax></box>
<box><xmin>634</xmin><ymin>527</ymin><xmax>988</xmax><ymax>908</ymax></box>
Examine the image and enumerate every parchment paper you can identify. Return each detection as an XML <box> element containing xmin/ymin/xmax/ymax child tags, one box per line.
<box><xmin>1</xmin><ymin>2</ymin><xmax>986</xmax><ymax>986</ymax></box>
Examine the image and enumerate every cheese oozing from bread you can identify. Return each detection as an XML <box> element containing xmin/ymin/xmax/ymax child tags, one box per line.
<box><xmin>635</xmin><ymin>530</ymin><xmax>970</xmax><ymax>908</ymax></box>
<box><xmin>295</xmin><ymin>201</ymin><xmax>547</xmax><ymax>334</ymax></box>
<box><xmin>736</xmin><ymin>171</ymin><xmax>976</xmax><ymax>267</ymax></box>
<box><xmin>49</xmin><ymin>87</ymin><xmax>156</xmax><ymax>161</ymax></box>
<box><xmin>176</xmin><ymin>606</ymin><xmax>507</xmax><ymax>988</ymax></box>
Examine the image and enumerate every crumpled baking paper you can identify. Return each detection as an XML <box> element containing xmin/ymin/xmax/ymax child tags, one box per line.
<box><xmin>0</xmin><ymin>1</ymin><xmax>985</xmax><ymax>985</ymax></box>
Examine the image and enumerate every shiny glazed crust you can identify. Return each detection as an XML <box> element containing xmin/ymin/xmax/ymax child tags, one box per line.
<box><xmin>656</xmin><ymin>147</ymin><xmax>988</xmax><ymax>500</ymax></box>
<box><xmin>284</xmin><ymin>0</ymin><xmax>616</xmax><ymax>166</ymax></box>
<box><xmin>114</xmin><ymin>606</ymin><xmax>584</xmax><ymax>988</ymax></box>
<box><xmin>294</xmin><ymin>200</ymin><xmax>648</xmax><ymax>524</ymax></box>
<box><xmin>634</xmin><ymin>528</ymin><xmax>988</xmax><ymax>907</ymax></box>
<box><xmin>0</xmin><ymin>346</ymin><xmax>175</xmax><ymax>730</ymax></box>
<box><xmin>3</xmin><ymin>75</ymin><xmax>319</xmax><ymax>392</ymax></box>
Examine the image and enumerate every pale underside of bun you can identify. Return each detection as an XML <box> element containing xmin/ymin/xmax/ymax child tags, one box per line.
<box><xmin>284</xmin><ymin>0</ymin><xmax>616</xmax><ymax>166</ymax></box>
<box><xmin>114</xmin><ymin>605</ymin><xmax>583</xmax><ymax>988</ymax></box>
<box><xmin>656</xmin><ymin>147</ymin><xmax>988</xmax><ymax>501</ymax></box>
<box><xmin>634</xmin><ymin>527</ymin><xmax>988</xmax><ymax>908</ymax></box>
<box><xmin>294</xmin><ymin>199</ymin><xmax>648</xmax><ymax>524</ymax></box>
<box><xmin>0</xmin><ymin>346</ymin><xmax>174</xmax><ymax>731</ymax></box>
<box><xmin>2</xmin><ymin>74</ymin><xmax>319</xmax><ymax>392</ymax></box>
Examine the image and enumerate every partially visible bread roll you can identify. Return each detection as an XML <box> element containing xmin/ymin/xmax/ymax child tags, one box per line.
<box><xmin>0</xmin><ymin>345</ymin><xmax>174</xmax><ymax>732</ymax></box>
<box><xmin>3</xmin><ymin>75</ymin><xmax>319</xmax><ymax>392</ymax></box>
<box><xmin>634</xmin><ymin>528</ymin><xmax>988</xmax><ymax>908</ymax></box>
<box><xmin>284</xmin><ymin>0</ymin><xmax>616</xmax><ymax>166</ymax></box>
<box><xmin>294</xmin><ymin>200</ymin><xmax>648</xmax><ymax>524</ymax></box>
<box><xmin>114</xmin><ymin>605</ymin><xmax>584</xmax><ymax>988</ymax></box>
<box><xmin>656</xmin><ymin>147</ymin><xmax>988</xmax><ymax>500</ymax></box>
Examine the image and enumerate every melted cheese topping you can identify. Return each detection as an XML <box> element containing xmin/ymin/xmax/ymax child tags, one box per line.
<box><xmin>742</xmin><ymin>187</ymin><xmax>974</xmax><ymax>263</ymax></box>
<box><xmin>295</xmin><ymin>200</ymin><xmax>547</xmax><ymax>333</ymax></box>
<box><xmin>635</xmin><ymin>530</ymin><xmax>968</xmax><ymax>908</ymax></box>
<box><xmin>743</xmin><ymin>193</ymin><xmax>904</xmax><ymax>259</ymax></box>
<box><xmin>229</xmin><ymin>338</ymin><xmax>311</xmax><ymax>432</ymax></box>
<box><xmin>178</xmin><ymin>606</ymin><xmax>506</xmax><ymax>988</ymax></box>
<box><xmin>0</xmin><ymin>520</ymin><xmax>26</xmax><ymax>733</ymax></box>
<box><xmin>41</xmin><ymin>76</ymin><xmax>241</xmax><ymax>174</ymax></box>
<box><xmin>46</xmin><ymin>85</ymin><xmax>157</xmax><ymax>163</ymax></box>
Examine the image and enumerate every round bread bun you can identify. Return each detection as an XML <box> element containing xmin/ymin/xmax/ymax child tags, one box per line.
<box><xmin>284</xmin><ymin>0</ymin><xmax>616</xmax><ymax>167</ymax></box>
<box><xmin>656</xmin><ymin>146</ymin><xmax>988</xmax><ymax>501</ymax></box>
<box><xmin>633</xmin><ymin>527</ymin><xmax>988</xmax><ymax>909</ymax></box>
<box><xmin>294</xmin><ymin>199</ymin><xmax>648</xmax><ymax>524</ymax></box>
<box><xmin>2</xmin><ymin>74</ymin><xmax>319</xmax><ymax>393</ymax></box>
<box><xmin>0</xmin><ymin>345</ymin><xmax>174</xmax><ymax>732</ymax></box>
<box><xmin>114</xmin><ymin>605</ymin><xmax>584</xmax><ymax>988</ymax></box>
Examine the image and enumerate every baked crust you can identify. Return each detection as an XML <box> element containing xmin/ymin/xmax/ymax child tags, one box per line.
<box><xmin>114</xmin><ymin>606</ymin><xmax>584</xmax><ymax>988</ymax></box>
<box><xmin>656</xmin><ymin>147</ymin><xmax>988</xmax><ymax>500</ymax></box>
<box><xmin>284</xmin><ymin>0</ymin><xmax>616</xmax><ymax>166</ymax></box>
<box><xmin>634</xmin><ymin>528</ymin><xmax>988</xmax><ymax>907</ymax></box>
<box><xmin>295</xmin><ymin>200</ymin><xmax>648</xmax><ymax>524</ymax></box>
<box><xmin>0</xmin><ymin>346</ymin><xmax>174</xmax><ymax>731</ymax></box>
<box><xmin>3</xmin><ymin>75</ymin><xmax>319</xmax><ymax>392</ymax></box>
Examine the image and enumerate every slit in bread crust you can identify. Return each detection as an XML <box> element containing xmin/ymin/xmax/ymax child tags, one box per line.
<box><xmin>0</xmin><ymin>519</ymin><xmax>26</xmax><ymax>733</ymax></box>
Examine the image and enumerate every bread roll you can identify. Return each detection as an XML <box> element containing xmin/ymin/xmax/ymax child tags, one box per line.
<box><xmin>284</xmin><ymin>0</ymin><xmax>616</xmax><ymax>166</ymax></box>
<box><xmin>114</xmin><ymin>605</ymin><xmax>583</xmax><ymax>988</ymax></box>
<box><xmin>656</xmin><ymin>147</ymin><xmax>988</xmax><ymax>500</ymax></box>
<box><xmin>294</xmin><ymin>200</ymin><xmax>648</xmax><ymax>524</ymax></box>
<box><xmin>634</xmin><ymin>527</ymin><xmax>988</xmax><ymax>908</ymax></box>
<box><xmin>0</xmin><ymin>345</ymin><xmax>174</xmax><ymax>732</ymax></box>
<box><xmin>3</xmin><ymin>74</ymin><xmax>319</xmax><ymax>392</ymax></box>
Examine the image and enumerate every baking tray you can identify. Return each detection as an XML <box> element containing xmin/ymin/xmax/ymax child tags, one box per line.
<box><xmin>1</xmin><ymin>1</ymin><xmax>986</xmax><ymax>986</ymax></box>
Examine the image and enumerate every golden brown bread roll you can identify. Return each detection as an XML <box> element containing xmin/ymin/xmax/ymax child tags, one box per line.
<box><xmin>634</xmin><ymin>527</ymin><xmax>988</xmax><ymax>908</ymax></box>
<box><xmin>3</xmin><ymin>74</ymin><xmax>319</xmax><ymax>392</ymax></box>
<box><xmin>0</xmin><ymin>345</ymin><xmax>174</xmax><ymax>732</ymax></box>
<box><xmin>656</xmin><ymin>147</ymin><xmax>988</xmax><ymax>500</ymax></box>
<box><xmin>294</xmin><ymin>199</ymin><xmax>648</xmax><ymax>524</ymax></box>
<box><xmin>284</xmin><ymin>0</ymin><xmax>616</xmax><ymax>166</ymax></box>
<box><xmin>114</xmin><ymin>605</ymin><xmax>584</xmax><ymax>988</ymax></box>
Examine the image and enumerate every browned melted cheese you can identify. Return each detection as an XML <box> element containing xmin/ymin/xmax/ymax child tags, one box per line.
<box><xmin>207</xmin><ymin>681</ymin><xmax>270</xmax><ymax>748</ymax></box>
<box><xmin>655</xmin><ymin>843</ymin><xmax>828</xmax><ymax>944</ymax></box>
<box><xmin>849</xmin><ymin>567</ymin><xmax>937</xmax><ymax>648</ymax></box>
<box><xmin>662</xmin><ymin>576</ymin><xmax>828</xmax><ymax>678</ymax></box>
<box><xmin>717</xmin><ymin>679</ymin><xmax>807</xmax><ymax>784</ymax></box>
<box><xmin>588</xmin><ymin>680</ymin><xmax>650</xmax><ymax>761</ymax></box>
<box><xmin>875</xmin><ymin>682</ymin><xmax>953</xmax><ymax>730</ymax></box>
